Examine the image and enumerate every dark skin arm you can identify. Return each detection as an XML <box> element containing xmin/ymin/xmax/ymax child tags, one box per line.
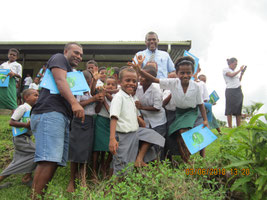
<box><xmin>79</xmin><ymin>93</ymin><xmax>104</xmax><ymax>108</ymax></box>
<box><xmin>137</xmin><ymin>116</ymin><xmax>146</xmax><ymax>127</ymax></box>
<box><xmin>163</xmin><ymin>94</ymin><xmax>172</xmax><ymax>107</ymax></box>
<box><xmin>109</xmin><ymin>116</ymin><xmax>119</xmax><ymax>155</ymax></box>
<box><xmin>226</xmin><ymin>66</ymin><xmax>244</xmax><ymax>77</ymax></box>
<box><xmin>105</xmin><ymin>92</ymin><xmax>113</xmax><ymax>101</ymax></box>
<box><xmin>135</xmin><ymin>101</ymin><xmax>160</xmax><ymax>111</ymax></box>
<box><xmin>128</xmin><ymin>55</ymin><xmax>160</xmax><ymax>83</ymax></box>
<box><xmin>198</xmin><ymin>104</ymin><xmax>208</xmax><ymax>128</ymax></box>
<box><xmin>8</xmin><ymin>71</ymin><xmax>21</xmax><ymax>79</ymax></box>
<box><xmin>52</xmin><ymin>67</ymin><xmax>85</xmax><ymax>122</ymax></box>
<box><xmin>9</xmin><ymin>119</ymin><xmax>30</xmax><ymax>129</ymax></box>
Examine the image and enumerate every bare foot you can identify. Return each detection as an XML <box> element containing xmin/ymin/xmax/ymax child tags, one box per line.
<box><xmin>134</xmin><ymin>161</ymin><xmax>148</xmax><ymax>167</ymax></box>
<box><xmin>66</xmin><ymin>181</ymin><xmax>75</xmax><ymax>193</ymax></box>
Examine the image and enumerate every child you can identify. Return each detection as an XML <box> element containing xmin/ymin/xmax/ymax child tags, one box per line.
<box><xmin>23</xmin><ymin>74</ymin><xmax>33</xmax><ymax>91</ymax></box>
<box><xmin>93</xmin><ymin>76</ymin><xmax>117</xmax><ymax>179</ymax></box>
<box><xmin>198</xmin><ymin>74</ymin><xmax>222</xmax><ymax>135</ymax></box>
<box><xmin>96</xmin><ymin>67</ymin><xmax>107</xmax><ymax>87</ymax></box>
<box><xmin>109</xmin><ymin>67</ymin><xmax>165</xmax><ymax>174</ymax></box>
<box><xmin>135</xmin><ymin>64</ymin><xmax>167</xmax><ymax>159</ymax></box>
<box><xmin>0</xmin><ymin>89</ymin><xmax>38</xmax><ymax>188</ymax></box>
<box><xmin>67</xmin><ymin>70</ymin><xmax>104</xmax><ymax>193</ymax></box>
<box><xmin>131</xmin><ymin>55</ymin><xmax>208</xmax><ymax>163</ymax></box>
<box><xmin>0</xmin><ymin>48</ymin><xmax>22</xmax><ymax>111</ymax></box>
<box><xmin>29</xmin><ymin>77</ymin><xmax>40</xmax><ymax>90</ymax></box>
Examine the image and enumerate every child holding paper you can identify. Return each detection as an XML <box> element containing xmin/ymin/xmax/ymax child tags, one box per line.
<box><xmin>130</xmin><ymin>55</ymin><xmax>208</xmax><ymax>163</ymax></box>
<box><xmin>67</xmin><ymin>70</ymin><xmax>104</xmax><ymax>192</ymax></box>
<box><xmin>0</xmin><ymin>89</ymin><xmax>38</xmax><ymax>188</ymax></box>
<box><xmin>92</xmin><ymin>76</ymin><xmax>117</xmax><ymax>180</ymax></box>
<box><xmin>109</xmin><ymin>67</ymin><xmax>165</xmax><ymax>174</ymax></box>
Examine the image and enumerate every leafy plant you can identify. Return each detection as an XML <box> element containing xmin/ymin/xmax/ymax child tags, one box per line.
<box><xmin>223</xmin><ymin>110</ymin><xmax>267</xmax><ymax>199</ymax></box>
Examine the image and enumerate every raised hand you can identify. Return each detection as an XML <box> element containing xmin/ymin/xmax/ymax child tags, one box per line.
<box><xmin>93</xmin><ymin>66</ymin><xmax>99</xmax><ymax>80</ymax></box>
<box><xmin>136</xmin><ymin>54</ymin><xmax>145</xmax><ymax>66</ymax></box>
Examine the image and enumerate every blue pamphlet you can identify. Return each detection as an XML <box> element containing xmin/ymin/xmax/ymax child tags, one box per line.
<box><xmin>40</xmin><ymin>69</ymin><xmax>90</xmax><ymax>95</ymax></box>
<box><xmin>0</xmin><ymin>69</ymin><xmax>10</xmax><ymax>87</ymax></box>
<box><xmin>209</xmin><ymin>90</ymin><xmax>219</xmax><ymax>104</ymax></box>
<box><xmin>183</xmin><ymin>50</ymin><xmax>199</xmax><ymax>80</ymax></box>
<box><xmin>12</xmin><ymin>111</ymin><xmax>31</xmax><ymax>137</ymax></box>
<box><xmin>204</xmin><ymin>102</ymin><xmax>212</xmax><ymax>122</ymax></box>
<box><xmin>181</xmin><ymin>124</ymin><xmax>217</xmax><ymax>154</ymax></box>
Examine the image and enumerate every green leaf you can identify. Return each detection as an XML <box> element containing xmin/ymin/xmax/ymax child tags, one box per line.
<box><xmin>255</xmin><ymin>167</ymin><xmax>267</xmax><ymax>176</ymax></box>
<box><xmin>225</xmin><ymin>160</ymin><xmax>255</xmax><ymax>168</ymax></box>
<box><xmin>231</xmin><ymin>176</ymin><xmax>251</xmax><ymax>191</ymax></box>
<box><xmin>255</xmin><ymin>176</ymin><xmax>267</xmax><ymax>191</ymax></box>
<box><xmin>249</xmin><ymin>113</ymin><xmax>265</xmax><ymax>125</ymax></box>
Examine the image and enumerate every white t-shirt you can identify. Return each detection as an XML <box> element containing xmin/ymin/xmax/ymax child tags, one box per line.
<box><xmin>11</xmin><ymin>102</ymin><xmax>31</xmax><ymax>121</ymax></box>
<box><xmin>110</xmin><ymin>89</ymin><xmax>139</xmax><ymax>133</ymax></box>
<box><xmin>29</xmin><ymin>83</ymin><xmax>39</xmax><ymax>90</ymax></box>
<box><xmin>197</xmin><ymin>81</ymin><xmax>209</xmax><ymax>102</ymax></box>
<box><xmin>76</xmin><ymin>92</ymin><xmax>96</xmax><ymax>116</ymax></box>
<box><xmin>135</xmin><ymin>83</ymin><xmax>166</xmax><ymax>128</ymax></box>
<box><xmin>159</xmin><ymin>78</ymin><xmax>203</xmax><ymax>109</ymax></box>
<box><xmin>0</xmin><ymin>61</ymin><xmax>22</xmax><ymax>78</ymax></box>
<box><xmin>223</xmin><ymin>68</ymin><xmax>241</xmax><ymax>88</ymax></box>
<box><xmin>24</xmin><ymin>77</ymin><xmax>33</xmax><ymax>86</ymax></box>
<box><xmin>96</xmin><ymin>79</ymin><xmax>104</xmax><ymax>88</ymax></box>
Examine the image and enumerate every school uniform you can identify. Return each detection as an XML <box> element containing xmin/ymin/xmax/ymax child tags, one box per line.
<box><xmin>0</xmin><ymin>103</ymin><xmax>36</xmax><ymax>176</ymax></box>
<box><xmin>223</xmin><ymin>67</ymin><xmax>243</xmax><ymax>115</ymax></box>
<box><xmin>159</xmin><ymin>78</ymin><xmax>203</xmax><ymax>162</ymax></box>
<box><xmin>110</xmin><ymin>89</ymin><xmax>165</xmax><ymax>174</ymax></box>
<box><xmin>93</xmin><ymin>96</ymin><xmax>113</xmax><ymax>152</ymax></box>
<box><xmin>135</xmin><ymin>83</ymin><xmax>167</xmax><ymax>136</ymax></box>
<box><xmin>68</xmin><ymin>92</ymin><xmax>95</xmax><ymax>163</ymax></box>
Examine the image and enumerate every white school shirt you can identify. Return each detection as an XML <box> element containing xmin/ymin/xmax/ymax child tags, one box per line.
<box><xmin>29</xmin><ymin>83</ymin><xmax>39</xmax><ymax>90</ymax></box>
<box><xmin>24</xmin><ymin>77</ymin><xmax>33</xmax><ymax>86</ymax></box>
<box><xmin>0</xmin><ymin>61</ymin><xmax>22</xmax><ymax>78</ymax></box>
<box><xmin>159</xmin><ymin>78</ymin><xmax>203</xmax><ymax>109</ymax></box>
<box><xmin>223</xmin><ymin>67</ymin><xmax>241</xmax><ymax>89</ymax></box>
<box><xmin>136</xmin><ymin>83</ymin><xmax>166</xmax><ymax>128</ymax></box>
<box><xmin>98</xmin><ymin>95</ymin><xmax>114</xmax><ymax>118</ymax></box>
<box><xmin>96</xmin><ymin>79</ymin><xmax>104</xmax><ymax>87</ymax></box>
<box><xmin>197</xmin><ymin>81</ymin><xmax>209</xmax><ymax>102</ymax></box>
<box><xmin>110</xmin><ymin>89</ymin><xmax>139</xmax><ymax>133</ymax></box>
<box><xmin>11</xmin><ymin>102</ymin><xmax>31</xmax><ymax>121</ymax></box>
<box><xmin>163</xmin><ymin>90</ymin><xmax>176</xmax><ymax>111</ymax></box>
<box><xmin>76</xmin><ymin>92</ymin><xmax>96</xmax><ymax>116</ymax></box>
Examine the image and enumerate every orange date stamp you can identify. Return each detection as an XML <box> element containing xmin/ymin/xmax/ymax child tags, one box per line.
<box><xmin>185</xmin><ymin>168</ymin><xmax>250</xmax><ymax>176</ymax></box>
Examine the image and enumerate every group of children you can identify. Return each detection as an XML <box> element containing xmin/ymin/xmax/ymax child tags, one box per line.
<box><xmin>1</xmin><ymin>54</ymin><xmax>218</xmax><ymax>193</ymax></box>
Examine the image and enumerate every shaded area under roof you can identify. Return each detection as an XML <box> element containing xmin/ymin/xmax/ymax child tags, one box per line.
<box><xmin>0</xmin><ymin>41</ymin><xmax>191</xmax><ymax>64</ymax></box>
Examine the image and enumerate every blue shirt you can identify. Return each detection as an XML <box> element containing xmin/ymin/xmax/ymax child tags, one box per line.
<box><xmin>134</xmin><ymin>48</ymin><xmax>175</xmax><ymax>78</ymax></box>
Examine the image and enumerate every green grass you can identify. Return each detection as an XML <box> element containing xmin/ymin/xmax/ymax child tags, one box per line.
<box><xmin>0</xmin><ymin>114</ymin><xmax>234</xmax><ymax>199</ymax></box>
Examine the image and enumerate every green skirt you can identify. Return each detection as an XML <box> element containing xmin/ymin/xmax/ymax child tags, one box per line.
<box><xmin>0</xmin><ymin>77</ymin><xmax>17</xmax><ymax>110</ymax></box>
<box><xmin>168</xmin><ymin>107</ymin><xmax>198</xmax><ymax>136</ymax></box>
<box><xmin>209</xmin><ymin>113</ymin><xmax>219</xmax><ymax>130</ymax></box>
<box><xmin>93</xmin><ymin>115</ymin><xmax>110</xmax><ymax>151</ymax></box>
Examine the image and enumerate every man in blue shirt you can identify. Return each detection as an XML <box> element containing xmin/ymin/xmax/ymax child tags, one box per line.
<box><xmin>134</xmin><ymin>32</ymin><xmax>175</xmax><ymax>78</ymax></box>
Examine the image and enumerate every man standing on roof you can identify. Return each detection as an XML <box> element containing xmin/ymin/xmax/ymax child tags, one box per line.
<box><xmin>134</xmin><ymin>31</ymin><xmax>175</xmax><ymax>78</ymax></box>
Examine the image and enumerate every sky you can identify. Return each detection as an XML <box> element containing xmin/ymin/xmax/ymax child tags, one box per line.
<box><xmin>1</xmin><ymin>0</ymin><xmax>266</xmax><ymax>124</ymax></box>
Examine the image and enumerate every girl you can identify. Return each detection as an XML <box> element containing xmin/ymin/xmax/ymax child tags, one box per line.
<box><xmin>109</xmin><ymin>67</ymin><xmax>165</xmax><ymax>174</ymax></box>
<box><xmin>223</xmin><ymin>58</ymin><xmax>246</xmax><ymax>128</ymax></box>
<box><xmin>93</xmin><ymin>76</ymin><xmax>117</xmax><ymax>179</ymax></box>
<box><xmin>96</xmin><ymin>67</ymin><xmax>107</xmax><ymax>87</ymax></box>
<box><xmin>0</xmin><ymin>89</ymin><xmax>38</xmax><ymax>188</ymax></box>
<box><xmin>66</xmin><ymin>70</ymin><xmax>104</xmax><ymax>193</ymax></box>
<box><xmin>131</xmin><ymin>55</ymin><xmax>208</xmax><ymax>163</ymax></box>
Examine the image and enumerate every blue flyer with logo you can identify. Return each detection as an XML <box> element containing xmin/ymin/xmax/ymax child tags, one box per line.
<box><xmin>183</xmin><ymin>50</ymin><xmax>199</xmax><ymax>80</ymax></box>
<box><xmin>12</xmin><ymin>111</ymin><xmax>31</xmax><ymax>137</ymax></box>
<box><xmin>0</xmin><ymin>69</ymin><xmax>10</xmax><ymax>87</ymax></box>
<box><xmin>181</xmin><ymin>124</ymin><xmax>217</xmax><ymax>154</ymax></box>
<box><xmin>209</xmin><ymin>90</ymin><xmax>219</xmax><ymax>104</ymax></box>
<box><xmin>40</xmin><ymin>69</ymin><xmax>90</xmax><ymax>95</ymax></box>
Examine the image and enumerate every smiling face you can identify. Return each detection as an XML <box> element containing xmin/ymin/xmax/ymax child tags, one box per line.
<box><xmin>99</xmin><ymin>69</ymin><xmax>107</xmax><ymax>82</ymax></box>
<box><xmin>145</xmin><ymin>34</ymin><xmax>159</xmax><ymax>52</ymax></box>
<box><xmin>105</xmin><ymin>78</ymin><xmax>117</xmax><ymax>90</ymax></box>
<box><xmin>177</xmin><ymin>64</ymin><xmax>193</xmax><ymax>85</ymax></box>
<box><xmin>119</xmin><ymin>71</ymin><xmax>137</xmax><ymax>95</ymax></box>
<box><xmin>64</xmin><ymin>44</ymin><xmax>83</xmax><ymax>67</ymax></box>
